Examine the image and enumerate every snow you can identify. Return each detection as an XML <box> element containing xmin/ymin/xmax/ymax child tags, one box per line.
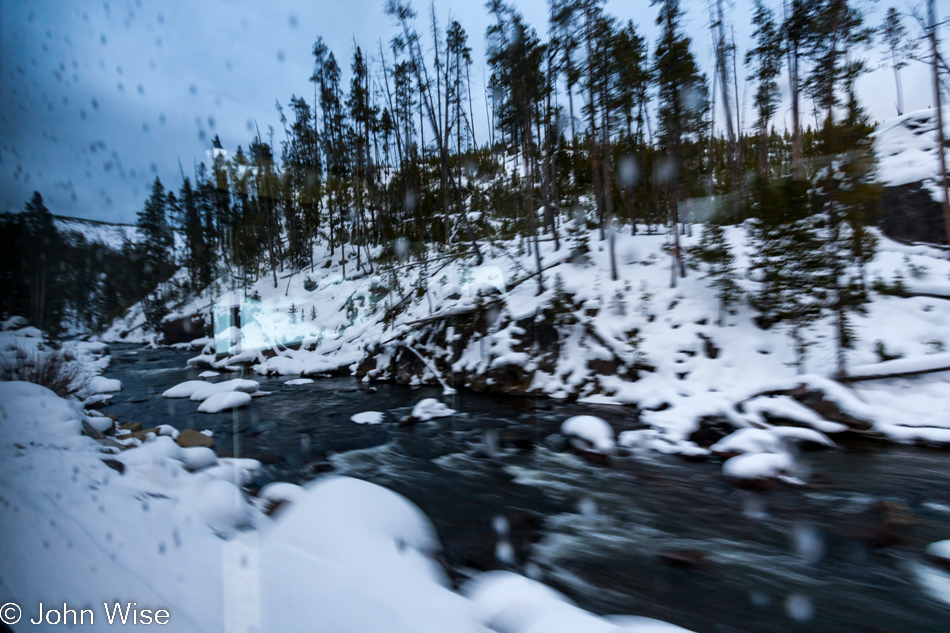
<box><xmin>284</xmin><ymin>377</ymin><xmax>314</xmax><ymax>385</ymax></box>
<box><xmin>873</xmin><ymin>107</ymin><xmax>950</xmax><ymax>194</ymax></box>
<box><xmin>179</xmin><ymin>446</ymin><xmax>218</xmax><ymax>471</ymax></box>
<box><xmin>87</xmin><ymin>376</ymin><xmax>122</xmax><ymax>393</ymax></box>
<box><xmin>850</xmin><ymin>352</ymin><xmax>950</xmax><ymax>379</ymax></box>
<box><xmin>157</xmin><ymin>423</ymin><xmax>180</xmax><ymax>439</ymax></box>
<box><xmin>926</xmin><ymin>540</ymin><xmax>950</xmax><ymax>563</ymax></box>
<box><xmin>712</xmin><ymin>427</ymin><xmax>833</xmax><ymax>456</ymax></box>
<box><xmin>411</xmin><ymin>398</ymin><xmax>456</xmax><ymax>421</ymax></box>
<box><xmin>712</xmin><ymin>428</ymin><xmax>783</xmax><ymax>455</ymax></box>
<box><xmin>739</xmin><ymin>395</ymin><xmax>848</xmax><ymax>434</ymax></box>
<box><xmin>188</xmin><ymin>378</ymin><xmax>260</xmax><ymax>402</ymax></box>
<box><xmin>351</xmin><ymin>411</ymin><xmax>384</xmax><ymax>424</ymax></box>
<box><xmin>1</xmin><ymin>315</ymin><xmax>28</xmax><ymax>330</ymax></box>
<box><xmin>561</xmin><ymin>416</ymin><xmax>616</xmax><ymax>452</ymax></box>
<box><xmin>197</xmin><ymin>391</ymin><xmax>252</xmax><ymax>413</ymax></box>
<box><xmin>199</xmin><ymin>370</ymin><xmax>220</xmax><ymax>378</ymax></box>
<box><xmin>163</xmin><ymin>380</ymin><xmax>212</xmax><ymax>398</ymax></box>
<box><xmin>464</xmin><ymin>571</ymin><xmax>694</xmax><ymax>633</ymax></box>
<box><xmin>722</xmin><ymin>451</ymin><xmax>796</xmax><ymax>482</ymax></box>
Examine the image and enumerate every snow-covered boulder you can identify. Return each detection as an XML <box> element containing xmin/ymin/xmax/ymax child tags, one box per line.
<box><xmin>351</xmin><ymin>411</ymin><xmax>384</xmax><ymax>425</ymax></box>
<box><xmin>561</xmin><ymin>415</ymin><xmax>615</xmax><ymax>453</ymax></box>
<box><xmin>711</xmin><ymin>428</ymin><xmax>781</xmax><ymax>456</ymax></box>
<box><xmin>925</xmin><ymin>540</ymin><xmax>950</xmax><ymax>570</ymax></box>
<box><xmin>410</xmin><ymin>398</ymin><xmax>456</xmax><ymax>421</ymax></box>
<box><xmin>178</xmin><ymin>475</ymin><xmax>253</xmax><ymax>538</ymax></box>
<box><xmin>162</xmin><ymin>380</ymin><xmax>210</xmax><ymax>398</ymax></box>
<box><xmin>189</xmin><ymin>378</ymin><xmax>260</xmax><ymax>402</ymax></box>
<box><xmin>197</xmin><ymin>391</ymin><xmax>252</xmax><ymax>413</ymax></box>
<box><xmin>722</xmin><ymin>452</ymin><xmax>798</xmax><ymax>484</ymax></box>
<box><xmin>284</xmin><ymin>378</ymin><xmax>314</xmax><ymax>385</ymax></box>
<box><xmin>1</xmin><ymin>315</ymin><xmax>28</xmax><ymax>330</ymax></box>
<box><xmin>178</xmin><ymin>446</ymin><xmax>218</xmax><ymax>471</ymax></box>
<box><xmin>198</xmin><ymin>370</ymin><xmax>220</xmax><ymax>378</ymax></box>
<box><xmin>87</xmin><ymin>376</ymin><xmax>122</xmax><ymax>394</ymax></box>
<box><xmin>257</xmin><ymin>482</ymin><xmax>307</xmax><ymax>515</ymax></box>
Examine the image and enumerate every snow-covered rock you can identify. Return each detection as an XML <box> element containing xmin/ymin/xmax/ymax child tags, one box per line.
<box><xmin>926</xmin><ymin>540</ymin><xmax>950</xmax><ymax>564</ymax></box>
<box><xmin>722</xmin><ymin>452</ymin><xmax>797</xmax><ymax>483</ymax></box>
<box><xmin>411</xmin><ymin>398</ymin><xmax>456</xmax><ymax>421</ymax></box>
<box><xmin>711</xmin><ymin>428</ymin><xmax>782</xmax><ymax>456</ymax></box>
<box><xmin>162</xmin><ymin>380</ymin><xmax>210</xmax><ymax>398</ymax></box>
<box><xmin>561</xmin><ymin>415</ymin><xmax>615</xmax><ymax>453</ymax></box>
<box><xmin>197</xmin><ymin>391</ymin><xmax>252</xmax><ymax>413</ymax></box>
<box><xmin>189</xmin><ymin>378</ymin><xmax>260</xmax><ymax>402</ymax></box>
<box><xmin>198</xmin><ymin>370</ymin><xmax>220</xmax><ymax>378</ymax></box>
<box><xmin>351</xmin><ymin>411</ymin><xmax>384</xmax><ymax>424</ymax></box>
<box><xmin>87</xmin><ymin>376</ymin><xmax>122</xmax><ymax>393</ymax></box>
<box><xmin>179</xmin><ymin>446</ymin><xmax>218</xmax><ymax>471</ymax></box>
<box><xmin>284</xmin><ymin>378</ymin><xmax>314</xmax><ymax>385</ymax></box>
<box><xmin>1</xmin><ymin>315</ymin><xmax>28</xmax><ymax>330</ymax></box>
<box><xmin>157</xmin><ymin>424</ymin><xmax>180</xmax><ymax>439</ymax></box>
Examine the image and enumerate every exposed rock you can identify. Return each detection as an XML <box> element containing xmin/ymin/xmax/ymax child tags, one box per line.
<box><xmin>688</xmin><ymin>416</ymin><xmax>736</xmax><ymax>448</ymax></box>
<box><xmin>861</xmin><ymin>500</ymin><xmax>914</xmax><ymax>547</ymax></box>
<box><xmin>100</xmin><ymin>459</ymin><xmax>125</xmax><ymax>474</ymax></box>
<box><xmin>658</xmin><ymin>549</ymin><xmax>707</xmax><ymax>568</ymax></box>
<box><xmin>878</xmin><ymin>182</ymin><xmax>947</xmax><ymax>246</ymax></box>
<box><xmin>175</xmin><ymin>429</ymin><xmax>215</xmax><ymax>449</ymax></box>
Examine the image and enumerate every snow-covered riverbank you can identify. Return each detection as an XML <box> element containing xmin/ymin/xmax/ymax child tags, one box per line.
<box><xmin>0</xmin><ymin>325</ymin><xmax>694</xmax><ymax>632</ymax></box>
<box><xmin>104</xmin><ymin>223</ymin><xmax>950</xmax><ymax>453</ymax></box>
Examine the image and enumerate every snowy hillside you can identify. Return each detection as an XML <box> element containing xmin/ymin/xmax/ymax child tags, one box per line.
<box><xmin>54</xmin><ymin>214</ymin><xmax>141</xmax><ymax>248</ymax></box>
<box><xmin>108</xmin><ymin>222</ymin><xmax>950</xmax><ymax>452</ymax></box>
<box><xmin>874</xmin><ymin>106</ymin><xmax>950</xmax><ymax>201</ymax></box>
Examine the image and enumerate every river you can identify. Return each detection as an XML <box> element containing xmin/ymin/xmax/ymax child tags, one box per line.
<box><xmin>101</xmin><ymin>345</ymin><xmax>950</xmax><ymax>632</ymax></box>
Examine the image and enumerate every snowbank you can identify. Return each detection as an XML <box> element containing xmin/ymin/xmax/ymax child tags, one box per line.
<box><xmin>4</xmin><ymin>382</ymin><xmax>689</xmax><ymax>632</ymax></box>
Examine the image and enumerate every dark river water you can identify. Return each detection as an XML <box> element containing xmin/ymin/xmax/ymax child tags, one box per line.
<box><xmin>101</xmin><ymin>345</ymin><xmax>950</xmax><ymax>633</ymax></box>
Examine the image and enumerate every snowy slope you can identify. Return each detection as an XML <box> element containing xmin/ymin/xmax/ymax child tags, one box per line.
<box><xmin>104</xmin><ymin>221</ymin><xmax>950</xmax><ymax>450</ymax></box>
<box><xmin>874</xmin><ymin>106</ymin><xmax>950</xmax><ymax>201</ymax></box>
<box><xmin>0</xmin><ymin>380</ymin><xmax>692</xmax><ymax>633</ymax></box>
<box><xmin>54</xmin><ymin>215</ymin><xmax>141</xmax><ymax>248</ymax></box>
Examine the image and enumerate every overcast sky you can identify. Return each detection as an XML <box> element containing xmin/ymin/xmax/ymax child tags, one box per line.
<box><xmin>1</xmin><ymin>0</ymin><xmax>946</xmax><ymax>224</ymax></box>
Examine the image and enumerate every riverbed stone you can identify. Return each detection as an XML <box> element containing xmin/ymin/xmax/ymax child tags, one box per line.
<box><xmin>176</xmin><ymin>429</ymin><xmax>214</xmax><ymax>448</ymax></box>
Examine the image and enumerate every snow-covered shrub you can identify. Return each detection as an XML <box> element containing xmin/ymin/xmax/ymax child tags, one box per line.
<box><xmin>0</xmin><ymin>351</ymin><xmax>85</xmax><ymax>397</ymax></box>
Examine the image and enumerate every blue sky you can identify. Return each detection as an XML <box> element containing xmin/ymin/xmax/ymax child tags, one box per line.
<box><xmin>0</xmin><ymin>0</ymin><xmax>945</xmax><ymax>223</ymax></box>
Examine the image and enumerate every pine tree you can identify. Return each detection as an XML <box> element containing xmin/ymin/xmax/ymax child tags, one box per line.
<box><xmin>652</xmin><ymin>0</ymin><xmax>708</xmax><ymax>285</ymax></box>
<box><xmin>811</xmin><ymin>88</ymin><xmax>879</xmax><ymax>377</ymax></box>
<box><xmin>21</xmin><ymin>192</ymin><xmax>64</xmax><ymax>332</ymax></box>
<box><xmin>748</xmin><ymin>177</ymin><xmax>824</xmax><ymax>372</ymax></box>
<box><xmin>691</xmin><ymin>222</ymin><xmax>741</xmax><ymax>325</ymax></box>
<box><xmin>745</xmin><ymin>0</ymin><xmax>783</xmax><ymax>178</ymax></box>
<box><xmin>288</xmin><ymin>302</ymin><xmax>298</xmax><ymax>324</ymax></box>
<box><xmin>137</xmin><ymin>177</ymin><xmax>173</xmax><ymax>290</ymax></box>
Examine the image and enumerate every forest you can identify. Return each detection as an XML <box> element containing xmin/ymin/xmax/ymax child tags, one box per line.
<box><xmin>2</xmin><ymin>0</ymin><xmax>948</xmax><ymax>374</ymax></box>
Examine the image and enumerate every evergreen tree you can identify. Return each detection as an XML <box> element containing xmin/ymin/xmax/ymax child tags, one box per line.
<box><xmin>691</xmin><ymin>222</ymin><xmax>742</xmax><ymax>326</ymax></box>
<box><xmin>136</xmin><ymin>177</ymin><xmax>173</xmax><ymax>290</ymax></box>
<box><xmin>745</xmin><ymin>0</ymin><xmax>783</xmax><ymax>178</ymax></box>
<box><xmin>748</xmin><ymin>177</ymin><xmax>824</xmax><ymax>372</ymax></box>
<box><xmin>652</xmin><ymin>0</ymin><xmax>708</xmax><ymax>285</ymax></box>
<box><xmin>811</xmin><ymin>89</ymin><xmax>879</xmax><ymax>377</ymax></box>
<box><xmin>21</xmin><ymin>192</ymin><xmax>64</xmax><ymax>332</ymax></box>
